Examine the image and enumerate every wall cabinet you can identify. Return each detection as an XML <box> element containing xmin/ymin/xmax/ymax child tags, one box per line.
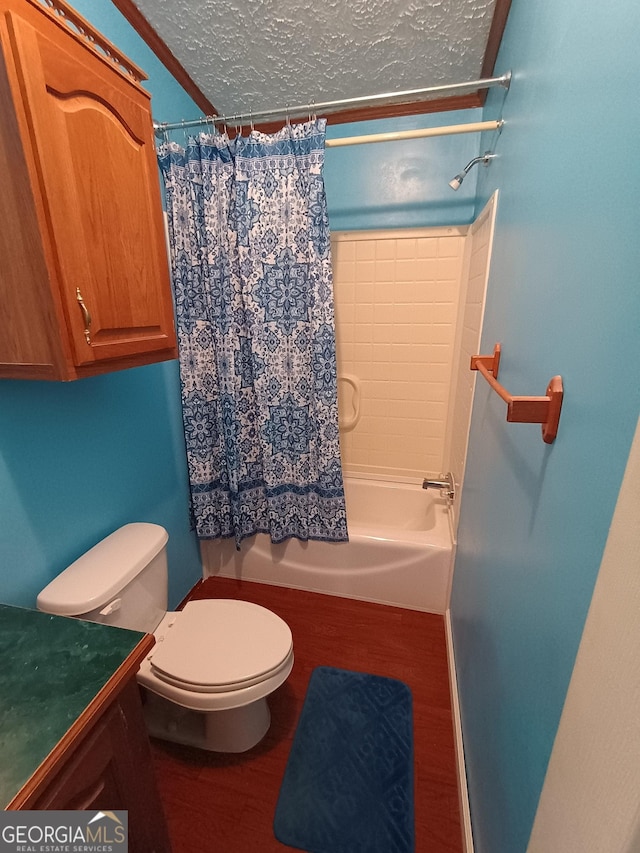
<box><xmin>0</xmin><ymin>0</ymin><xmax>177</xmax><ymax>380</ymax></box>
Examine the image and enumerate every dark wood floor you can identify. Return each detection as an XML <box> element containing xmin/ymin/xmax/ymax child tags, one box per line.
<box><xmin>150</xmin><ymin>577</ymin><xmax>462</xmax><ymax>852</ymax></box>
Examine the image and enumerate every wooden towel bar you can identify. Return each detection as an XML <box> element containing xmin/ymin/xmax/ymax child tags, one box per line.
<box><xmin>470</xmin><ymin>343</ymin><xmax>563</xmax><ymax>444</ymax></box>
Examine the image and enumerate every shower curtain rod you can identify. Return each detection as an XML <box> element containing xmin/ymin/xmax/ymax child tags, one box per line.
<box><xmin>153</xmin><ymin>71</ymin><xmax>511</xmax><ymax>137</ymax></box>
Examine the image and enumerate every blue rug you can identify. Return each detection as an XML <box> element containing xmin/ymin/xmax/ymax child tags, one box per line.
<box><xmin>273</xmin><ymin>666</ymin><xmax>415</xmax><ymax>852</ymax></box>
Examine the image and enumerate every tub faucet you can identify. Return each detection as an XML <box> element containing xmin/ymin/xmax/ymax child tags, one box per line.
<box><xmin>422</xmin><ymin>472</ymin><xmax>455</xmax><ymax>502</ymax></box>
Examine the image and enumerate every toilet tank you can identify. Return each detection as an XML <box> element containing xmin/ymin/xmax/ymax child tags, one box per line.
<box><xmin>37</xmin><ymin>523</ymin><xmax>169</xmax><ymax>633</ymax></box>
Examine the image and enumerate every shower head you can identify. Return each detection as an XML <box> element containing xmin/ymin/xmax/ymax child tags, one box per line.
<box><xmin>448</xmin><ymin>152</ymin><xmax>496</xmax><ymax>191</ymax></box>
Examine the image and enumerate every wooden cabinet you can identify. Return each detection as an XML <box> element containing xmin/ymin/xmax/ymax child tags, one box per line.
<box><xmin>10</xmin><ymin>640</ymin><xmax>172</xmax><ymax>853</ymax></box>
<box><xmin>28</xmin><ymin>681</ymin><xmax>172</xmax><ymax>853</ymax></box>
<box><xmin>0</xmin><ymin>0</ymin><xmax>177</xmax><ymax>380</ymax></box>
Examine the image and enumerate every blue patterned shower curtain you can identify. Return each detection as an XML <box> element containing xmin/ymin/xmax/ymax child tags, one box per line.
<box><xmin>158</xmin><ymin>119</ymin><xmax>348</xmax><ymax>546</ymax></box>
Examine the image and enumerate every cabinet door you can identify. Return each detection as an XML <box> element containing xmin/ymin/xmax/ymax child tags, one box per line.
<box><xmin>31</xmin><ymin>682</ymin><xmax>172</xmax><ymax>853</ymax></box>
<box><xmin>34</xmin><ymin>703</ymin><xmax>131</xmax><ymax>812</ymax></box>
<box><xmin>5</xmin><ymin>10</ymin><xmax>176</xmax><ymax>368</ymax></box>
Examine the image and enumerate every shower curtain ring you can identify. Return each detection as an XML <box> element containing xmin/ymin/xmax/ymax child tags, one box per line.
<box><xmin>250</xmin><ymin>107</ymin><xmax>254</xmax><ymax>132</ymax></box>
<box><xmin>285</xmin><ymin>105</ymin><xmax>291</xmax><ymax>128</ymax></box>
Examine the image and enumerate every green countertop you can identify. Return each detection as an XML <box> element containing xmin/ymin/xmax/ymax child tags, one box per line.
<box><xmin>0</xmin><ymin>603</ymin><xmax>146</xmax><ymax>809</ymax></box>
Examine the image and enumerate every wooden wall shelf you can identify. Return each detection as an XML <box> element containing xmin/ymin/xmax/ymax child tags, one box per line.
<box><xmin>471</xmin><ymin>343</ymin><xmax>563</xmax><ymax>443</ymax></box>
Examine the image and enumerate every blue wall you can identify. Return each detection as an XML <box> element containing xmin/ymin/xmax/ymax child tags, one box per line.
<box><xmin>325</xmin><ymin>109</ymin><xmax>484</xmax><ymax>230</ymax></box>
<box><xmin>451</xmin><ymin>1</ymin><xmax>640</xmax><ymax>851</ymax></box>
<box><xmin>0</xmin><ymin>1</ymin><xmax>203</xmax><ymax>609</ymax></box>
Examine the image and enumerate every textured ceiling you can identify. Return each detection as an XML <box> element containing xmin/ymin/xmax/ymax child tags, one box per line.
<box><xmin>131</xmin><ymin>0</ymin><xmax>498</xmax><ymax>118</ymax></box>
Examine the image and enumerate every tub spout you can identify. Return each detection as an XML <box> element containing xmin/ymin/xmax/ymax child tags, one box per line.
<box><xmin>422</xmin><ymin>472</ymin><xmax>455</xmax><ymax>502</ymax></box>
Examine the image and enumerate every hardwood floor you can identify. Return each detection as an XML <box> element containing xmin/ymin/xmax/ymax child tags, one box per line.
<box><xmin>149</xmin><ymin>577</ymin><xmax>463</xmax><ymax>852</ymax></box>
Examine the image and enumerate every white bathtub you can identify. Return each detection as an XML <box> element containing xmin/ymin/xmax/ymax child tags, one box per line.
<box><xmin>200</xmin><ymin>477</ymin><xmax>455</xmax><ymax>614</ymax></box>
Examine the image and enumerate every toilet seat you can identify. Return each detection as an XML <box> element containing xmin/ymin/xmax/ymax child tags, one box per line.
<box><xmin>138</xmin><ymin>599</ymin><xmax>294</xmax><ymax>710</ymax></box>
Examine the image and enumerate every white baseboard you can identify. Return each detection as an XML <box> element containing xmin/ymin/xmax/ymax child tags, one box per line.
<box><xmin>445</xmin><ymin>609</ymin><xmax>474</xmax><ymax>853</ymax></box>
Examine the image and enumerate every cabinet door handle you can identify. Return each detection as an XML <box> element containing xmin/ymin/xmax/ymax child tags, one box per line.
<box><xmin>76</xmin><ymin>287</ymin><xmax>92</xmax><ymax>345</ymax></box>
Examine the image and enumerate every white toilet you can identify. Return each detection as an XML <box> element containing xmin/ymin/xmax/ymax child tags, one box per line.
<box><xmin>36</xmin><ymin>522</ymin><xmax>294</xmax><ymax>753</ymax></box>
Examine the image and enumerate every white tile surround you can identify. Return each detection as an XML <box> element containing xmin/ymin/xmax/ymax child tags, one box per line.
<box><xmin>332</xmin><ymin>226</ymin><xmax>467</xmax><ymax>480</ymax></box>
<box><xmin>444</xmin><ymin>193</ymin><xmax>497</xmax><ymax>534</ymax></box>
<box><xmin>332</xmin><ymin>203</ymin><xmax>495</xmax><ymax>493</ymax></box>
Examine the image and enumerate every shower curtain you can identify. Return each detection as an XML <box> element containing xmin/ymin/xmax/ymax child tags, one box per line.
<box><xmin>158</xmin><ymin>119</ymin><xmax>348</xmax><ymax>546</ymax></box>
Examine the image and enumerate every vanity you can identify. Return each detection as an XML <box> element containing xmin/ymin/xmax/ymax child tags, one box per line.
<box><xmin>0</xmin><ymin>604</ymin><xmax>171</xmax><ymax>852</ymax></box>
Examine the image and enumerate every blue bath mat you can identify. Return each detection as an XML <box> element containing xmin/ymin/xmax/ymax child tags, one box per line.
<box><xmin>274</xmin><ymin>666</ymin><xmax>414</xmax><ymax>853</ymax></box>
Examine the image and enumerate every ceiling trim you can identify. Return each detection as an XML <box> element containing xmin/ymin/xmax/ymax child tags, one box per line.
<box><xmin>480</xmin><ymin>0</ymin><xmax>512</xmax><ymax>89</ymax></box>
<box><xmin>110</xmin><ymin>0</ymin><xmax>217</xmax><ymax>115</ymax></box>
<box><xmin>110</xmin><ymin>0</ymin><xmax>511</xmax><ymax>126</ymax></box>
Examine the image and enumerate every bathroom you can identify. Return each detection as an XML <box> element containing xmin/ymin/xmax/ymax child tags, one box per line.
<box><xmin>1</xmin><ymin>1</ymin><xmax>640</xmax><ymax>852</ymax></box>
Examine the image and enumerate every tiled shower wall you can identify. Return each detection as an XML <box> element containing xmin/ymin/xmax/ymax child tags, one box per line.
<box><xmin>332</xmin><ymin>198</ymin><xmax>496</xmax><ymax>491</ymax></box>
<box><xmin>444</xmin><ymin>193</ymin><xmax>498</xmax><ymax>533</ymax></box>
<box><xmin>332</xmin><ymin>227</ymin><xmax>468</xmax><ymax>480</ymax></box>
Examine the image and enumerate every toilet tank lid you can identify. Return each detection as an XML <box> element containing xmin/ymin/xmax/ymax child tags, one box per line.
<box><xmin>37</xmin><ymin>523</ymin><xmax>168</xmax><ymax>617</ymax></box>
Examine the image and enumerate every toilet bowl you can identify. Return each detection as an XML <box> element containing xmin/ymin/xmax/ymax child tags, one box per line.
<box><xmin>36</xmin><ymin>523</ymin><xmax>294</xmax><ymax>753</ymax></box>
<box><xmin>138</xmin><ymin>599</ymin><xmax>293</xmax><ymax>752</ymax></box>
